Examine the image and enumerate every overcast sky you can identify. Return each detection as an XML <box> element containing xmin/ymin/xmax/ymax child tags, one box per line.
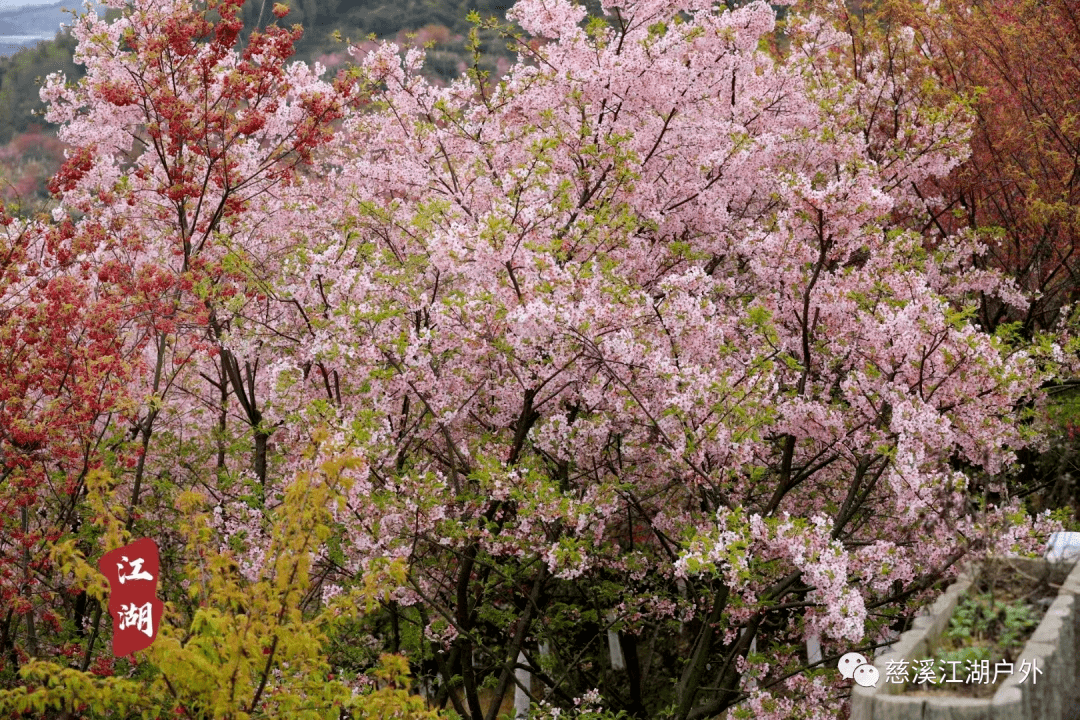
<box><xmin>0</xmin><ymin>0</ymin><xmax>109</xmax><ymax>10</ymax></box>
<box><xmin>0</xmin><ymin>0</ymin><xmax>62</xmax><ymax>8</ymax></box>
<box><xmin>0</xmin><ymin>0</ymin><xmax>107</xmax><ymax>17</ymax></box>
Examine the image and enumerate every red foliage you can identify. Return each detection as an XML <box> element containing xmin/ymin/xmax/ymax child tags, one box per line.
<box><xmin>900</xmin><ymin>0</ymin><xmax>1080</xmax><ymax>334</ymax></box>
<box><xmin>0</xmin><ymin>126</ymin><xmax>68</xmax><ymax>207</ymax></box>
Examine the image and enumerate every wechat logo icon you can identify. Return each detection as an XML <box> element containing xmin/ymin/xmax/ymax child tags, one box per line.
<box><xmin>839</xmin><ymin>652</ymin><xmax>878</xmax><ymax>687</ymax></box>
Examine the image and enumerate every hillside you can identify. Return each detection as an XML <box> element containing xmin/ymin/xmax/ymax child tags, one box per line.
<box><xmin>0</xmin><ymin>1</ymin><xmax>80</xmax><ymax>37</ymax></box>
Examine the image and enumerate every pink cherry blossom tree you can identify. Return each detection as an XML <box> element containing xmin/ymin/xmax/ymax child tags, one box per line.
<box><xmin>250</xmin><ymin>2</ymin><xmax>1054</xmax><ymax>716</ymax></box>
<box><xmin>5</xmin><ymin>0</ymin><xmax>1063</xmax><ymax>717</ymax></box>
<box><xmin>261</xmin><ymin>0</ymin><xmax>1051</xmax><ymax>717</ymax></box>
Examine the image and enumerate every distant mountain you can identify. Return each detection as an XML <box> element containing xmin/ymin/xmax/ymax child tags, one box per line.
<box><xmin>0</xmin><ymin>1</ymin><xmax>72</xmax><ymax>36</ymax></box>
<box><xmin>0</xmin><ymin>1</ymin><xmax>107</xmax><ymax>56</ymax></box>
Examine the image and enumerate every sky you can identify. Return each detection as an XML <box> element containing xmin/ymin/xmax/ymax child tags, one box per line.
<box><xmin>0</xmin><ymin>0</ymin><xmax>66</xmax><ymax>7</ymax></box>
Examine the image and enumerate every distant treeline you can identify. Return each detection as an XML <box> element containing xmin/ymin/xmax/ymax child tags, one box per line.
<box><xmin>0</xmin><ymin>30</ymin><xmax>80</xmax><ymax>145</ymax></box>
<box><xmin>239</xmin><ymin>0</ymin><xmax>519</xmax><ymax>80</ymax></box>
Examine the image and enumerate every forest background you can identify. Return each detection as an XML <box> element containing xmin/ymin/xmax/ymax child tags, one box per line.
<box><xmin>0</xmin><ymin>0</ymin><xmax>1079</xmax><ymax>719</ymax></box>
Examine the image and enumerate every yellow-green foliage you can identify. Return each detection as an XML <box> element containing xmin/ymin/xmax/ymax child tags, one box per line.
<box><xmin>0</xmin><ymin>448</ymin><xmax>442</xmax><ymax>720</ymax></box>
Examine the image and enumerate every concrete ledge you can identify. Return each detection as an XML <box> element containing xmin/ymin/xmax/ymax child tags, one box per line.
<box><xmin>990</xmin><ymin>685</ymin><xmax>1023</xmax><ymax>720</ymax></box>
<box><xmin>924</xmin><ymin>695</ymin><xmax>989</xmax><ymax>720</ymax></box>
<box><xmin>849</xmin><ymin>558</ymin><xmax>1080</xmax><ymax>720</ymax></box>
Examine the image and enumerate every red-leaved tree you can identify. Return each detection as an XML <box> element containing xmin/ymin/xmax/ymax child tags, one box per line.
<box><xmin>877</xmin><ymin>0</ymin><xmax>1080</xmax><ymax>336</ymax></box>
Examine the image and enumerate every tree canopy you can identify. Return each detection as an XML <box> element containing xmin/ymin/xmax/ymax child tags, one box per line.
<box><xmin>0</xmin><ymin>0</ymin><xmax>1076</xmax><ymax>719</ymax></box>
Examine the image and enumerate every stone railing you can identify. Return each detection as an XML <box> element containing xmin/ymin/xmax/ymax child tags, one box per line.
<box><xmin>850</xmin><ymin>557</ymin><xmax>1080</xmax><ymax>720</ymax></box>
